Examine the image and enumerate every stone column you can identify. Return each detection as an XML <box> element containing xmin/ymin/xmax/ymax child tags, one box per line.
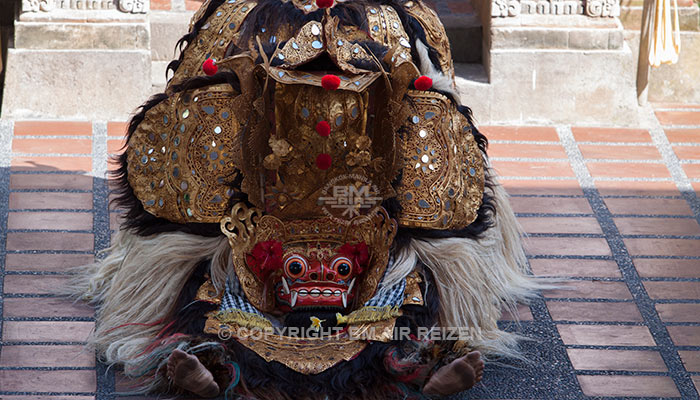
<box><xmin>1</xmin><ymin>0</ymin><xmax>152</xmax><ymax>120</ymax></box>
<box><xmin>459</xmin><ymin>0</ymin><xmax>641</xmax><ymax>126</ymax></box>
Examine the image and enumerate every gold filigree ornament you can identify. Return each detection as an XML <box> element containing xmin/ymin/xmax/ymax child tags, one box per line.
<box><xmin>203</xmin><ymin>317</ymin><xmax>398</xmax><ymax>374</ymax></box>
<box><xmin>286</xmin><ymin>0</ymin><xmax>321</xmax><ymax>14</ymax></box>
<box><xmin>270</xmin><ymin>20</ymin><xmax>327</xmax><ymax>68</ymax></box>
<box><xmin>210</xmin><ymin>319</ymin><xmax>369</xmax><ymax>374</ymax></box>
<box><xmin>173</xmin><ymin>0</ymin><xmax>258</xmax><ymax>87</ymax></box>
<box><xmin>282</xmin><ymin>0</ymin><xmax>352</xmax><ymax>14</ymax></box>
<box><xmin>269</xmin><ymin>7</ymin><xmax>413</xmax><ymax>74</ymax></box>
<box><xmin>221</xmin><ymin>204</ymin><xmax>397</xmax><ymax>313</ymax></box>
<box><xmin>256</xmin><ymin>67</ymin><xmax>398</xmax><ymax>220</ymax></box>
<box><xmin>366</xmin><ymin>5</ymin><xmax>415</xmax><ymax>68</ymax></box>
<box><xmin>195</xmin><ymin>278</ymin><xmax>224</xmax><ymax>305</ymax></box>
<box><xmin>403</xmin><ymin>0</ymin><xmax>455</xmax><ymax>80</ymax></box>
<box><xmin>403</xmin><ymin>270</ymin><xmax>424</xmax><ymax>306</ymax></box>
<box><xmin>393</xmin><ymin>90</ymin><xmax>485</xmax><ymax>230</ymax></box>
<box><xmin>127</xmin><ymin>55</ymin><xmax>267</xmax><ymax>223</ymax></box>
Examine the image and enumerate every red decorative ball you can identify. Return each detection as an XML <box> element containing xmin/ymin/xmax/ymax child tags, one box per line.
<box><xmin>316</xmin><ymin>121</ymin><xmax>331</xmax><ymax>137</ymax></box>
<box><xmin>316</xmin><ymin>0</ymin><xmax>334</xmax><ymax>8</ymax></box>
<box><xmin>202</xmin><ymin>58</ymin><xmax>218</xmax><ymax>76</ymax></box>
<box><xmin>321</xmin><ymin>74</ymin><xmax>341</xmax><ymax>91</ymax></box>
<box><xmin>414</xmin><ymin>75</ymin><xmax>433</xmax><ymax>91</ymax></box>
<box><xmin>316</xmin><ymin>153</ymin><xmax>333</xmax><ymax>170</ymax></box>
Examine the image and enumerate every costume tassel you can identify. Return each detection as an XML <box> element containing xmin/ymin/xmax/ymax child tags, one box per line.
<box><xmin>129</xmin><ymin>339</ymin><xmax>189</xmax><ymax>378</ymax></box>
<box><xmin>224</xmin><ymin>361</ymin><xmax>241</xmax><ymax>399</ymax></box>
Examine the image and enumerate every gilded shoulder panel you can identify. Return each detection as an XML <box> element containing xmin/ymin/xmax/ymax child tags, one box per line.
<box><xmin>127</xmin><ymin>84</ymin><xmax>251</xmax><ymax>223</ymax></box>
<box><xmin>393</xmin><ymin>90</ymin><xmax>484</xmax><ymax>230</ymax></box>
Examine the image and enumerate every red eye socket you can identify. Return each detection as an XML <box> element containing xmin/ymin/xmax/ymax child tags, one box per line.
<box><xmin>331</xmin><ymin>256</ymin><xmax>353</xmax><ymax>278</ymax></box>
<box><xmin>284</xmin><ymin>255</ymin><xmax>307</xmax><ymax>279</ymax></box>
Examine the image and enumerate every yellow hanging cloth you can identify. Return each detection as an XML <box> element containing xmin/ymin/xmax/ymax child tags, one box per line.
<box><xmin>648</xmin><ymin>0</ymin><xmax>682</xmax><ymax>66</ymax></box>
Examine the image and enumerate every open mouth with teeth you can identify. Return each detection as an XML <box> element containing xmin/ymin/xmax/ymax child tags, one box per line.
<box><xmin>277</xmin><ymin>278</ymin><xmax>356</xmax><ymax>310</ymax></box>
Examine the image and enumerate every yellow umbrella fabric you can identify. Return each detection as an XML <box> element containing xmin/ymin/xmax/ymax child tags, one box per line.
<box><xmin>648</xmin><ymin>0</ymin><xmax>682</xmax><ymax>66</ymax></box>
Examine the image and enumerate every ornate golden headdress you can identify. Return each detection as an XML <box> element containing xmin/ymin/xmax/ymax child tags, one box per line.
<box><xmin>126</xmin><ymin>0</ymin><xmax>484</xmax><ymax>231</ymax></box>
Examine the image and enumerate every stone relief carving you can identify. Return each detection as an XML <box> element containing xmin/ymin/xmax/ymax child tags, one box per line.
<box><xmin>118</xmin><ymin>0</ymin><xmax>147</xmax><ymax>12</ymax></box>
<box><xmin>585</xmin><ymin>0</ymin><xmax>620</xmax><ymax>16</ymax></box>
<box><xmin>21</xmin><ymin>0</ymin><xmax>148</xmax><ymax>13</ymax></box>
<box><xmin>492</xmin><ymin>0</ymin><xmax>619</xmax><ymax>17</ymax></box>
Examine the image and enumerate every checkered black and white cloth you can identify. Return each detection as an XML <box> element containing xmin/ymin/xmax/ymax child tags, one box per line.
<box><xmin>362</xmin><ymin>257</ymin><xmax>406</xmax><ymax>308</ymax></box>
<box><xmin>220</xmin><ymin>274</ymin><xmax>263</xmax><ymax>315</ymax></box>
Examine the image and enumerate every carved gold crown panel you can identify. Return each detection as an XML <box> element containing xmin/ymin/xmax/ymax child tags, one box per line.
<box><xmin>261</xmin><ymin>78</ymin><xmax>387</xmax><ymax>220</ymax></box>
<box><xmin>403</xmin><ymin>0</ymin><xmax>455</xmax><ymax>80</ymax></box>
<box><xmin>172</xmin><ymin>0</ymin><xmax>258</xmax><ymax>88</ymax></box>
<box><xmin>173</xmin><ymin>1</ymin><xmax>447</xmax><ymax>89</ymax></box>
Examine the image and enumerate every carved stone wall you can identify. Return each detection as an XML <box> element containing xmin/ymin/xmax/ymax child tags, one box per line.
<box><xmin>21</xmin><ymin>0</ymin><xmax>148</xmax><ymax>14</ymax></box>
<box><xmin>492</xmin><ymin>0</ymin><xmax>621</xmax><ymax>17</ymax></box>
<box><xmin>6</xmin><ymin>0</ymin><xmax>152</xmax><ymax>119</ymax></box>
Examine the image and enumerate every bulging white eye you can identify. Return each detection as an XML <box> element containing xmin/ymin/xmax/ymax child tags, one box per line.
<box><xmin>284</xmin><ymin>255</ymin><xmax>308</xmax><ymax>279</ymax></box>
<box><xmin>331</xmin><ymin>256</ymin><xmax>353</xmax><ymax>278</ymax></box>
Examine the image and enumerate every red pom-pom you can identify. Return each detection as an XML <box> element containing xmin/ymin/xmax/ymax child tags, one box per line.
<box><xmin>316</xmin><ymin>121</ymin><xmax>331</xmax><ymax>137</ymax></box>
<box><xmin>414</xmin><ymin>75</ymin><xmax>433</xmax><ymax>91</ymax></box>
<box><xmin>202</xmin><ymin>58</ymin><xmax>218</xmax><ymax>76</ymax></box>
<box><xmin>321</xmin><ymin>74</ymin><xmax>341</xmax><ymax>91</ymax></box>
<box><xmin>316</xmin><ymin>0</ymin><xmax>334</xmax><ymax>8</ymax></box>
<box><xmin>316</xmin><ymin>153</ymin><xmax>333</xmax><ymax>170</ymax></box>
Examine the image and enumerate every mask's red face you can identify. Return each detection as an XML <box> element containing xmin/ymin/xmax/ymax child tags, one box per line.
<box><xmin>246</xmin><ymin>240</ymin><xmax>369</xmax><ymax>311</ymax></box>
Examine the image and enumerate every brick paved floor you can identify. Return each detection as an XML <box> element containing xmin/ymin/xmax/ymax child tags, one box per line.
<box><xmin>0</xmin><ymin>104</ymin><xmax>699</xmax><ymax>398</ymax></box>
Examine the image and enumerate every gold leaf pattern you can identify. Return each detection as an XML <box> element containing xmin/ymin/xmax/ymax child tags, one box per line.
<box><xmin>403</xmin><ymin>1</ymin><xmax>455</xmax><ymax>80</ymax></box>
<box><xmin>394</xmin><ymin>91</ymin><xmax>485</xmax><ymax>229</ymax></box>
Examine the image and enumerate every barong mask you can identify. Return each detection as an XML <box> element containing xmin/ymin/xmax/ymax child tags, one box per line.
<box><xmin>276</xmin><ymin>241</ymin><xmax>367</xmax><ymax>310</ymax></box>
<box><xmin>221</xmin><ymin>204</ymin><xmax>397</xmax><ymax>313</ymax></box>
